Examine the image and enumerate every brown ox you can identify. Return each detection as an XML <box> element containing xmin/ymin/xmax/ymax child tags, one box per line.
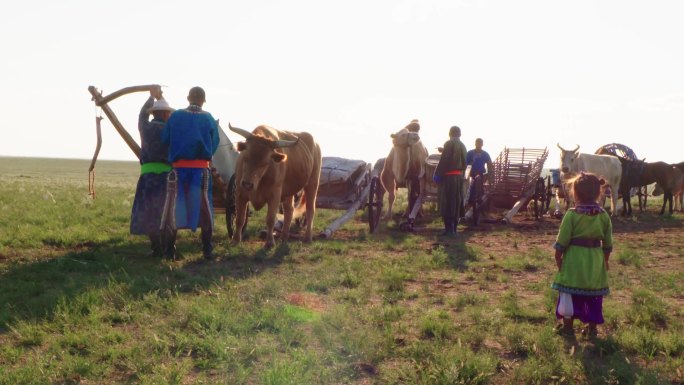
<box><xmin>229</xmin><ymin>123</ymin><xmax>322</xmax><ymax>248</ymax></box>
<box><xmin>380</xmin><ymin>124</ymin><xmax>429</xmax><ymax>221</ymax></box>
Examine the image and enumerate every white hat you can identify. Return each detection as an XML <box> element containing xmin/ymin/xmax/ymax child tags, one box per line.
<box><xmin>147</xmin><ymin>98</ymin><xmax>174</xmax><ymax>114</ymax></box>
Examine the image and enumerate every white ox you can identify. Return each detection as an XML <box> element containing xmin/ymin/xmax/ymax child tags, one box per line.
<box><xmin>557</xmin><ymin>144</ymin><xmax>622</xmax><ymax>216</ymax></box>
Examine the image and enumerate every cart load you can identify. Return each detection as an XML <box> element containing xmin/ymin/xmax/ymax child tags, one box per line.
<box><xmin>316</xmin><ymin>157</ymin><xmax>371</xmax><ymax>210</ymax></box>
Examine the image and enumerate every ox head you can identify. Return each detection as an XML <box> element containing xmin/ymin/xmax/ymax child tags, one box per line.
<box><xmin>557</xmin><ymin>143</ymin><xmax>580</xmax><ymax>175</ymax></box>
<box><xmin>229</xmin><ymin>123</ymin><xmax>298</xmax><ymax>192</ymax></box>
<box><xmin>390</xmin><ymin>129</ymin><xmax>422</xmax><ymax>184</ymax></box>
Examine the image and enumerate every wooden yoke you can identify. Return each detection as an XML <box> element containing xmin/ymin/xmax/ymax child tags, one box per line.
<box><xmin>88</xmin><ymin>84</ymin><xmax>161</xmax><ymax>160</ymax></box>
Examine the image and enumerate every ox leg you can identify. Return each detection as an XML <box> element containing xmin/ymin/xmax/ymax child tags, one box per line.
<box><xmin>264</xmin><ymin>194</ymin><xmax>281</xmax><ymax>248</ymax></box>
<box><xmin>231</xmin><ymin>193</ymin><xmax>249</xmax><ymax>245</ymax></box>
<box><xmin>302</xmin><ymin>159</ymin><xmax>321</xmax><ymax>242</ymax></box>
<box><xmin>303</xmin><ymin>186</ymin><xmax>318</xmax><ymax>242</ymax></box>
<box><xmin>281</xmin><ymin>195</ymin><xmax>295</xmax><ymax>242</ymax></box>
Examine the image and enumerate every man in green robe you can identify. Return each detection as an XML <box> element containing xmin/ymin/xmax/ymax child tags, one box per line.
<box><xmin>433</xmin><ymin>126</ymin><xmax>467</xmax><ymax>236</ymax></box>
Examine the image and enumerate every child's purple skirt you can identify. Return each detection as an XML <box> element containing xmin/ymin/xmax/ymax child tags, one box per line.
<box><xmin>555</xmin><ymin>294</ymin><xmax>604</xmax><ymax>324</ymax></box>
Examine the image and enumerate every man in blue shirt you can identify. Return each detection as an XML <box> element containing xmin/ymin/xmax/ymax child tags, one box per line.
<box><xmin>160</xmin><ymin>86</ymin><xmax>219</xmax><ymax>260</ymax></box>
<box><xmin>466</xmin><ymin>138</ymin><xmax>493</xmax><ymax>208</ymax></box>
<box><xmin>466</xmin><ymin>138</ymin><xmax>493</xmax><ymax>178</ymax></box>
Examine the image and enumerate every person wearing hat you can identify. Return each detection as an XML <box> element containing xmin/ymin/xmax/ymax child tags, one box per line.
<box><xmin>433</xmin><ymin>125</ymin><xmax>467</xmax><ymax>237</ymax></box>
<box><xmin>160</xmin><ymin>86</ymin><xmax>219</xmax><ymax>260</ymax></box>
<box><xmin>130</xmin><ymin>86</ymin><xmax>174</xmax><ymax>257</ymax></box>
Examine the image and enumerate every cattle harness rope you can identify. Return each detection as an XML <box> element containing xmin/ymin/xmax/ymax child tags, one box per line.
<box><xmin>88</xmin><ymin>113</ymin><xmax>104</xmax><ymax>199</ymax></box>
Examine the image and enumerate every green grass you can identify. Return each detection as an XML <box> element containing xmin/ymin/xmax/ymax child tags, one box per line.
<box><xmin>616</xmin><ymin>249</ymin><xmax>643</xmax><ymax>268</ymax></box>
<box><xmin>0</xmin><ymin>157</ymin><xmax>683</xmax><ymax>384</ymax></box>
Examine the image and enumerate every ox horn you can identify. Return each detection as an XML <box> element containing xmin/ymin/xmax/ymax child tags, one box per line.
<box><xmin>556</xmin><ymin>143</ymin><xmax>566</xmax><ymax>152</ymax></box>
<box><xmin>228</xmin><ymin>123</ymin><xmax>253</xmax><ymax>139</ymax></box>
<box><xmin>273</xmin><ymin>137</ymin><xmax>299</xmax><ymax>148</ymax></box>
<box><xmin>572</xmin><ymin>144</ymin><xmax>579</xmax><ymax>152</ymax></box>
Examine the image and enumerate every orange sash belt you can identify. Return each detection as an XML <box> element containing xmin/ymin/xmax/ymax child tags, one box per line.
<box><xmin>172</xmin><ymin>159</ymin><xmax>210</xmax><ymax>168</ymax></box>
<box><xmin>444</xmin><ymin>170</ymin><xmax>463</xmax><ymax>175</ymax></box>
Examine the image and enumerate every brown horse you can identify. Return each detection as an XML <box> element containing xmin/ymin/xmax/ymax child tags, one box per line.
<box><xmin>667</xmin><ymin>162</ymin><xmax>684</xmax><ymax>212</ymax></box>
<box><xmin>594</xmin><ymin>146</ymin><xmax>648</xmax><ymax>212</ymax></box>
<box><xmin>616</xmin><ymin>157</ymin><xmax>681</xmax><ymax>215</ymax></box>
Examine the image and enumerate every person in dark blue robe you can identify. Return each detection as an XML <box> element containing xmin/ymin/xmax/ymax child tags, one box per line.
<box><xmin>130</xmin><ymin>87</ymin><xmax>173</xmax><ymax>257</ymax></box>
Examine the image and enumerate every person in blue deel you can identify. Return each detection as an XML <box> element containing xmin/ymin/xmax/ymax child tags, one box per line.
<box><xmin>160</xmin><ymin>86</ymin><xmax>219</xmax><ymax>260</ymax></box>
<box><xmin>130</xmin><ymin>86</ymin><xmax>173</xmax><ymax>257</ymax></box>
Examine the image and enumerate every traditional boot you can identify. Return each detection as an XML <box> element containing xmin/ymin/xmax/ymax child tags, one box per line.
<box><xmin>450</xmin><ymin>221</ymin><xmax>457</xmax><ymax>237</ymax></box>
<box><xmin>441</xmin><ymin>219</ymin><xmax>453</xmax><ymax>236</ymax></box>
<box><xmin>201</xmin><ymin>229</ymin><xmax>214</xmax><ymax>260</ymax></box>
<box><xmin>149</xmin><ymin>234</ymin><xmax>163</xmax><ymax>258</ymax></box>
<box><xmin>163</xmin><ymin>230</ymin><xmax>177</xmax><ymax>260</ymax></box>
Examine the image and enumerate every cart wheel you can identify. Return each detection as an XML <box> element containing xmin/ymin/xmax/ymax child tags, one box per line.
<box><xmin>532</xmin><ymin>177</ymin><xmax>546</xmax><ymax>219</ymax></box>
<box><xmin>226</xmin><ymin>175</ymin><xmax>237</xmax><ymax>238</ymax></box>
<box><xmin>368</xmin><ymin>176</ymin><xmax>383</xmax><ymax>233</ymax></box>
<box><xmin>226</xmin><ymin>175</ymin><xmax>248</xmax><ymax>238</ymax></box>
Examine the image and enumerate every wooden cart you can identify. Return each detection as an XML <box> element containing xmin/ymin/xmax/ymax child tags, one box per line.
<box><xmin>314</xmin><ymin>157</ymin><xmax>385</xmax><ymax>238</ymax></box>
<box><xmin>477</xmin><ymin>147</ymin><xmax>549</xmax><ymax>223</ymax></box>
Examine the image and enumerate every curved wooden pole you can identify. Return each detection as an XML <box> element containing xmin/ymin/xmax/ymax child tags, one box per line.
<box><xmin>92</xmin><ymin>84</ymin><xmax>160</xmax><ymax>106</ymax></box>
<box><xmin>88</xmin><ymin>85</ymin><xmax>160</xmax><ymax>159</ymax></box>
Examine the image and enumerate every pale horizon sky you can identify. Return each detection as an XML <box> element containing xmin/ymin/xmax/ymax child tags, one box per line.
<box><xmin>1</xmin><ymin>1</ymin><xmax>683</xmax><ymax>169</ymax></box>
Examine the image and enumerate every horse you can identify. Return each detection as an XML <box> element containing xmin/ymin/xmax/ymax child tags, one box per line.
<box><xmin>654</xmin><ymin>162</ymin><xmax>684</xmax><ymax>213</ymax></box>
<box><xmin>595</xmin><ymin>146</ymin><xmax>648</xmax><ymax>212</ymax></box>
<box><xmin>615</xmin><ymin>157</ymin><xmax>681</xmax><ymax>215</ymax></box>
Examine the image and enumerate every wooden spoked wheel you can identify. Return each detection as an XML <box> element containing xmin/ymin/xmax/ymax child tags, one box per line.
<box><xmin>368</xmin><ymin>176</ymin><xmax>383</xmax><ymax>233</ymax></box>
<box><xmin>226</xmin><ymin>175</ymin><xmax>248</xmax><ymax>238</ymax></box>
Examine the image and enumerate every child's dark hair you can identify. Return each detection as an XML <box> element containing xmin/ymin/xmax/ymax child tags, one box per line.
<box><xmin>569</xmin><ymin>172</ymin><xmax>605</xmax><ymax>204</ymax></box>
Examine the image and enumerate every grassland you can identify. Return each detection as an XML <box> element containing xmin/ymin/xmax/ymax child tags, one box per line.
<box><xmin>0</xmin><ymin>156</ymin><xmax>682</xmax><ymax>385</ymax></box>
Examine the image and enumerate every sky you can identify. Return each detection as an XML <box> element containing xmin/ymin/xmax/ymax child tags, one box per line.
<box><xmin>1</xmin><ymin>0</ymin><xmax>683</xmax><ymax>169</ymax></box>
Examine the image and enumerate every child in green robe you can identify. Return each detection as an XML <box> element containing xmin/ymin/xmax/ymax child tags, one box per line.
<box><xmin>552</xmin><ymin>172</ymin><xmax>613</xmax><ymax>338</ymax></box>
